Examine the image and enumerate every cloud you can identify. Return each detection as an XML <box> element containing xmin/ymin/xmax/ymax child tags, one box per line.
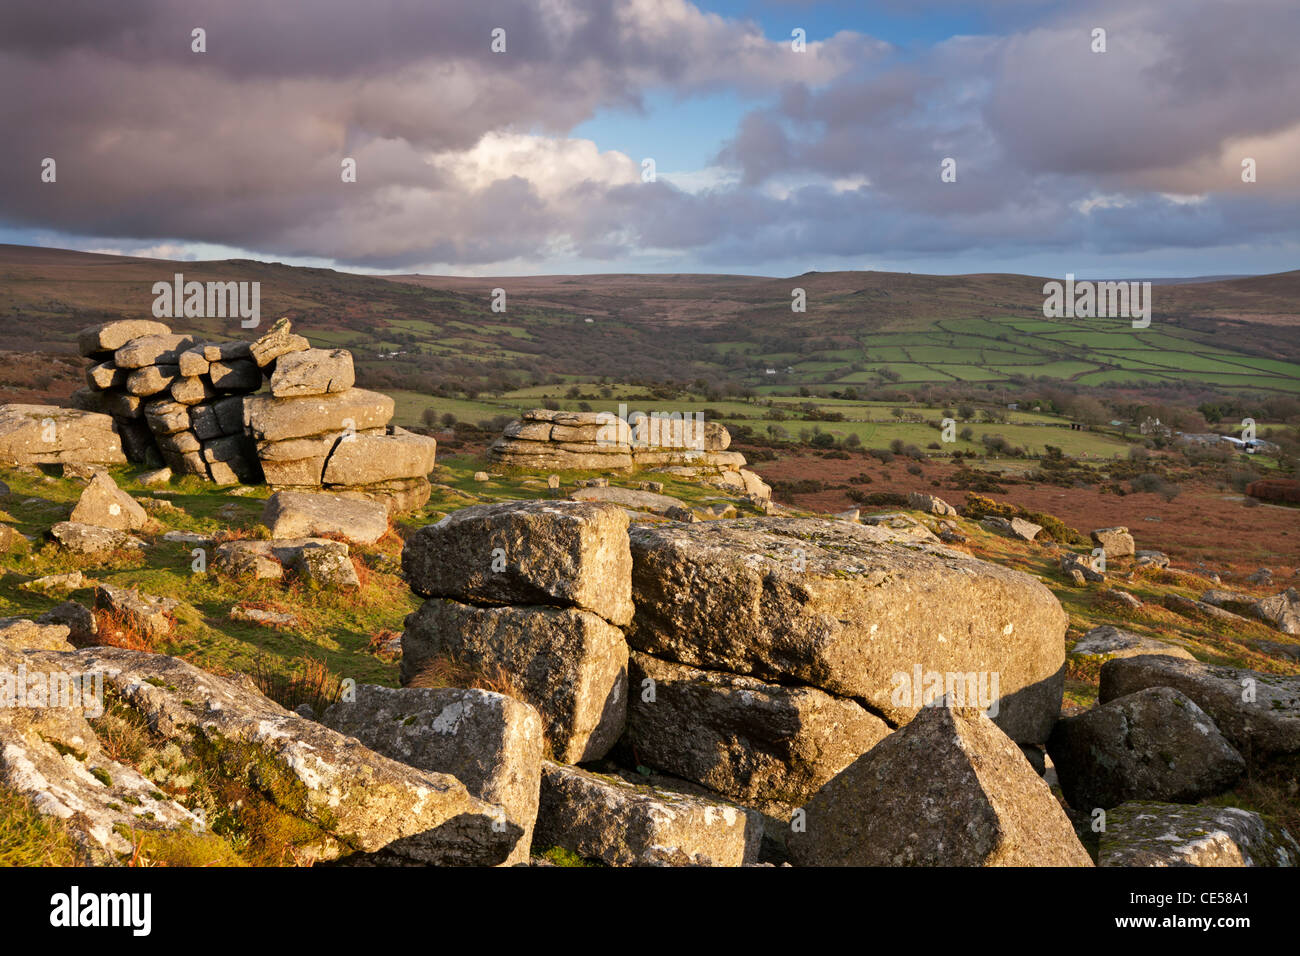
<box><xmin>0</xmin><ymin>0</ymin><xmax>1295</xmax><ymax>273</ymax></box>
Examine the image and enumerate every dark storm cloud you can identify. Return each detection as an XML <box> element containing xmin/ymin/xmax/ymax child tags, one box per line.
<box><xmin>0</xmin><ymin>0</ymin><xmax>1295</xmax><ymax>270</ymax></box>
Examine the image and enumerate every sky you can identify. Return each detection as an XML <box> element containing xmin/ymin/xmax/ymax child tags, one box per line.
<box><xmin>1</xmin><ymin>0</ymin><xmax>1297</xmax><ymax>278</ymax></box>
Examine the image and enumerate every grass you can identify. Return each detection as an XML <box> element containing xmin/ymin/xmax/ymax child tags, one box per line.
<box><xmin>0</xmin><ymin>785</ymin><xmax>88</xmax><ymax>866</ymax></box>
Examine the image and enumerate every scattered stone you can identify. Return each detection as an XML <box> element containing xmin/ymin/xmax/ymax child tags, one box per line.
<box><xmin>786</xmin><ymin>699</ymin><xmax>1093</xmax><ymax>866</ymax></box>
<box><xmin>1048</xmin><ymin>687</ymin><xmax>1245</xmax><ymax>809</ymax></box>
<box><xmin>1134</xmin><ymin>550</ymin><xmax>1169</xmax><ymax>568</ymax></box>
<box><xmin>1247</xmin><ymin>568</ymin><xmax>1274</xmax><ymax>587</ymax></box>
<box><xmin>35</xmin><ymin>601</ymin><xmax>97</xmax><ymax>646</ymax></box>
<box><xmin>137</xmin><ymin>466</ymin><xmax>172</xmax><ymax>487</ymax></box>
<box><xmin>473</xmin><ymin>471</ymin><xmax>490</xmax><ymax>482</ymax></box>
<box><xmin>570</xmin><ymin>485</ymin><xmax>687</xmax><ymax>515</ymax></box>
<box><xmin>93</xmin><ymin>583</ymin><xmax>178</xmax><ymax>641</ymax></box>
<box><xmin>20</xmin><ymin>571</ymin><xmax>87</xmax><ymax>593</ymax></box>
<box><xmin>262</xmin><ymin>490</ymin><xmax>389</xmax><ymax>545</ymax></box>
<box><xmin>401</xmin><ymin>500</ymin><xmax>634</xmax><ymax>627</ymax></box>
<box><xmin>981</xmin><ymin>515</ymin><xmax>1042</xmax><ymax>542</ymax></box>
<box><xmin>293</xmin><ymin>541</ymin><xmax>361</xmax><ymax>589</ymax></box>
<box><xmin>48</xmin><ymin>522</ymin><xmax>143</xmax><ymax>554</ymax></box>
<box><xmin>229</xmin><ymin>604</ymin><xmax>297</xmax><ymax>627</ymax></box>
<box><xmin>1102</xmin><ymin>588</ymin><xmax>1144</xmax><ymax>609</ymax></box>
<box><xmin>401</xmin><ymin>599</ymin><xmax>628</xmax><ymax>764</ymax></box>
<box><xmin>834</xmin><ymin>508</ymin><xmax>860</xmax><ymax>523</ymax></box>
<box><xmin>324</xmin><ymin>684</ymin><xmax>545</xmax><ymax>866</ymax></box>
<box><xmin>664</xmin><ymin>506</ymin><xmax>697</xmax><ymax>523</ymax></box>
<box><xmin>1061</xmin><ymin>551</ymin><xmax>1105</xmax><ymax>582</ymax></box>
<box><xmin>68</xmin><ymin>470</ymin><xmax>147</xmax><ymax>532</ymax></box>
<box><xmin>533</xmin><ymin>761</ymin><xmax>762</xmax><ymax>867</ymax></box>
<box><xmin>1090</xmin><ymin>526</ymin><xmax>1136</xmax><ymax>559</ymax></box>
<box><xmin>907</xmin><ymin>492</ymin><xmax>956</xmax><ymax>516</ymax></box>
<box><xmin>1070</xmin><ymin>625</ymin><xmax>1193</xmax><ymax>663</ymax></box>
<box><xmin>1098</xmin><ymin>802</ymin><xmax>1300</xmax><ymax>867</ymax></box>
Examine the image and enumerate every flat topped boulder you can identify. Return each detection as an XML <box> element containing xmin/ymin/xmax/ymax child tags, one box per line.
<box><xmin>0</xmin><ymin>404</ymin><xmax>126</xmax><ymax>465</ymax></box>
<box><xmin>76</xmin><ymin>319</ymin><xmax>172</xmax><ymax>356</ymax></box>
<box><xmin>69</xmin><ymin>470</ymin><xmax>147</xmax><ymax>532</ymax></box>
<box><xmin>568</xmin><ymin>485</ymin><xmax>687</xmax><ymax>515</ymax></box>
<box><xmin>1100</xmin><ymin>654</ymin><xmax>1300</xmax><ymax>763</ymax></box>
<box><xmin>1090</xmin><ymin>526</ymin><xmax>1136</xmax><ymax>558</ymax></box>
<box><xmin>1098</xmin><ymin>802</ymin><xmax>1300</xmax><ymax>867</ymax></box>
<box><xmin>270</xmin><ymin>348</ymin><xmax>355</xmax><ymax>397</ymax></box>
<box><xmin>321</xmin><ymin>426</ymin><xmax>437</xmax><ymax>486</ymax></box>
<box><xmin>1070</xmin><ymin>624</ymin><xmax>1194</xmax><ymax>662</ymax></box>
<box><xmin>0</xmin><ymin>616</ymin><xmax>74</xmax><ymax>652</ymax></box>
<box><xmin>243</xmin><ymin>388</ymin><xmax>394</xmax><ymax>442</ymax></box>
<box><xmin>262</xmin><ymin>490</ymin><xmax>389</xmax><ymax>545</ymax></box>
<box><xmin>788</xmin><ymin>699</ymin><xmax>1094</xmax><ymax>867</ymax></box>
<box><xmin>402</xmin><ymin>499</ymin><xmax>634</xmax><ymax>627</ymax></box>
<box><xmin>627</xmin><ymin>517</ymin><xmax>1068</xmax><ymax>743</ymax></box>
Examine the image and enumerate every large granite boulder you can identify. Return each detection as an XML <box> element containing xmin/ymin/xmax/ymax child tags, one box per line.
<box><xmin>1047</xmin><ymin>687</ymin><xmax>1245</xmax><ymax>810</ymax></box>
<box><xmin>627</xmin><ymin>517</ymin><xmax>1067</xmax><ymax>743</ymax></box>
<box><xmin>323</xmin><ymin>684</ymin><xmax>543</xmax><ymax>866</ymax></box>
<box><xmin>321</xmin><ymin>427</ymin><xmax>437</xmax><ymax>485</ymax></box>
<box><xmin>625</xmin><ymin>650</ymin><xmax>891</xmax><ymax>809</ymax></box>
<box><xmin>402</xmin><ymin>500</ymin><xmax>634</xmax><ymax>627</ymax></box>
<box><xmin>401</xmin><ymin>599</ymin><xmax>627</xmax><ymax>764</ymax></box>
<box><xmin>76</xmin><ymin>319</ymin><xmax>173</xmax><ymax>356</ymax></box>
<box><xmin>786</xmin><ymin>698</ymin><xmax>1093</xmax><ymax>866</ymax></box>
<box><xmin>243</xmin><ymin>388</ymin><xmax>394</xmax><ymax>443</ymax></box>
<box><xmin>29</xmin><ymin>646</ymin><xmax>522</xmax><ymax>865</ymax></box>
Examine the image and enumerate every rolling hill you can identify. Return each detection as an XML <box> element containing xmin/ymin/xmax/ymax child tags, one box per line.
<box><xmin>1</xmin><ymin>244</ymin><xmax>1298</xmax><ymax>406</ymax></box>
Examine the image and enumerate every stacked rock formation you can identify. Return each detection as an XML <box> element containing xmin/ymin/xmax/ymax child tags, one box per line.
<box><xmin>71</xmin><ymin>318</ymin><xmax>262</xmax><ymax>482</ymax></box>
<box><xmin>397</xmin><ymin>500</ymin><xmax>1083</xmax><ymax>865</ymax></box>
<box><xmin>489</xmin><ymin>409</ymin><xmax>771</xmax><ymax>500</ymax></box>
<box><xmin>61</xmin><ymin>316</ymin><xmax>437</xmax><ymax>508</ymax></box>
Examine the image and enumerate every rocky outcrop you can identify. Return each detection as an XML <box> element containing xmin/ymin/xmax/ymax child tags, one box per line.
<box><xmin>626</xmin><ymin>517</ymin><xmax>1067</xmax><ymax>743</ymax></box>
<box><xmin>1047</xmin><ymin>687</ymin><xmax>1246</xmax><ymax>809</ymax></box>
<box><xmin>489</xmin><ymin>408</ymin><xmax>770</xmax><ymax>500</ymax></box>
<box><xmin>1098</xmin><ymin>802</ymin><xmax>1300</xmax><ymax>867</ymax></box>
<box><xmin>533</xmin><ymin>761</ymin><xmax>762</xmax><ymax>866</ymax></box>
<box><xmin>786</xmin><ymin>699</ymin><xmax>1093</xmax><ymax>866</ymax></box>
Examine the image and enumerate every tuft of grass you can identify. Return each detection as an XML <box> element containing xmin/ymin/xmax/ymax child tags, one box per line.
<box><xmin>90</xmin><ymin>607</ymin><xmax>158</xmax><ymax>652</ymax></box>
<box><xmin>0</xmin><ymin>784</ymin><xmax>87</xmax><ymax>866</ymax></box>
<box><xmin>407</xmin><ymin>654</ymin><xmax>524</xmax><ymax>702</ymax></box>
<box><xmin>250</xmin><ymin>655</ymin><xmax>343</xmax><ymax>716</ymax></box>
